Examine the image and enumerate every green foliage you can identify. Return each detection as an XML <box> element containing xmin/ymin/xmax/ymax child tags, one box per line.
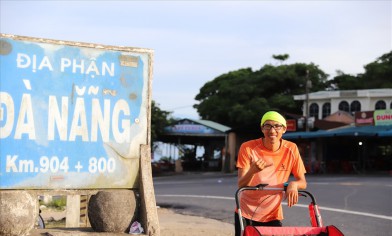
<box><xmin>180</xmin><ymin>147</ymin><xmax>197</xmax><ymax>160</ymax></box>
<box><xmin>360</xmin><ymin>51</ymin><xmax>392</xmax><ymax>88</ymax></box>
<box><xmin>327</xmin><ymin>51</ymin><xmax>392</xmax><ymax>89</ymax></box>
<box><xmin>194</xmin><ymin>68</ymin><xmax>255</xmax><ymax>123</ymax></box>
<box><xmin>151</xmin><ymin>100</ymin><xmax>175</xmax><ymax>150</ymax></box>
<box><xmin>40</xmin><ymin>196</ymin><xmax>67</xmax><ymax>210</ymax></box>
<box><xmin>272</xmin><ymin>54</ymin><xmax>289</xmax><ymax>63</ymax></box>
<box><xmin>194</xmin><ymin>58</ymin><xmax>328</xmax><ymax>127</ymax></box>
<box><xmin>326</xmin><ymin>72</ymin><xmax>360</xmax><ymax>89</ymax></box>
<box><xmin>159</xmin><ymin>156</ymin><xmax>172</xmax><ymax>162</ymax></box>
<box><xmin>194</xmin><ymin>51</ymin><xmax>391</xmax><ymax>128</ymax></box>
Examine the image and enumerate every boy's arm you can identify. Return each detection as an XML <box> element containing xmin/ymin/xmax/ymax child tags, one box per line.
<box><xmin>286</xmin><ymin>173</ymin><xmax>307</xmax><ymax>207</ymax></box>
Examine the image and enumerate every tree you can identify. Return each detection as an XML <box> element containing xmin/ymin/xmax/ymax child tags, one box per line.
<box><xmin>194</xmin><ymin>68</ymin><xmax>257</xmax><ymax>125</ymax></box>
<box><xmin>151</xmin><ymin>100</ymin><xmax>174</xmax><ymax>151</ymax></box>
<box><xmin>325</xmin><ymin>71</ymin><xmax>361</xmax><ymax>90</ymax></box>
<box><xmin>272</xmin><ymin>54</ymin><xmax>289</xmax><ymax>64</ymax></box>
<box><xmin>194</xmin><ymin>51</ymin><xmax>391</xmax><ymax>128</ymax></box>
<box><xmin>194</xmin><ymin>57</ymin><xmax>328</xmax><ymax>128</ymax></box>
<box><xmin>326</xmin><ymin>51</ymin><xmax>392</xmax><ymax>89</ymax></box>
<box><xmin>360</xmin><ymin>51</ymin><xmax>392</xmax><ymax>88</ymax></box>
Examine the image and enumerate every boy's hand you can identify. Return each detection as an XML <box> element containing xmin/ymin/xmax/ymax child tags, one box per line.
<box><xmin>250</xmin><ymin>158</ymin><xmax>273</xmax><ymax>173</ymax></box>
<box><xmin>285</xmin><ymin>182</ymin><xmax>299</xmax><ymax>207</ymax></box>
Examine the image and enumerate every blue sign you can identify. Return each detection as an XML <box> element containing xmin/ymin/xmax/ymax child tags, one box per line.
<box><xmin>164</xmin><ymin>120</ymin><xmax>223</xmax><ymax>135</ymax></box>
<box><xmin>0</xmin><ymin>35</ymin><xmax>153</xmax><ymax>189</ymax></box>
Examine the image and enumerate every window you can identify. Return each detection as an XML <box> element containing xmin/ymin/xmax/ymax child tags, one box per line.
<box><xmin>350</xmin><ymin>100</ymin><xmax>361</xmax><ymax>114</ymax></box>
<box><xmin>322</xmin><ymin>103</ymin><xmax>331</xmax><ymax>118</ymax></box>
<box><xmin>338</xmin><ymin>101</ymin><xmax>349</xmax><ymax>112</ymax></box>
<box><xmin>309</xmin><ymin>103</ymin><xmax>319</xmax><ymax>118</ymax></box>
<box><xmin>375</xmin><ymin>100</ymin><xmax>386</xmax><ymax>110</ymax></box>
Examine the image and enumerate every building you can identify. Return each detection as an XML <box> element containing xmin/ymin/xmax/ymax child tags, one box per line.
<box><xmin>157</xmin><ymin>119</ymin><xmax>230</xmax><ymax>172</ymax></box>
<box><xmin>293</xmin><ymin>88</ymin><xmax>392</xmax><ymax>120</ymax></box>
<box><xmin>287</xmin><ymin>88</ymin><xmax>392</xmax><ymax>174</ymax></box>
<box><xmin>157</xmin><ymin>89</ymin><xmax>392</xmax><ymax>175</ymax></box>
<box><xmin>226</xmin><ymin>89</ymin><xmax>392</xmax><ymax>174</ymax></box>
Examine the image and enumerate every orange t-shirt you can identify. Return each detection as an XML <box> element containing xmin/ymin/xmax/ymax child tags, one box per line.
<box><xmin>236</xmin><ymin>138</ymin><xmax>306</xmax><ymax>222</ymax></box>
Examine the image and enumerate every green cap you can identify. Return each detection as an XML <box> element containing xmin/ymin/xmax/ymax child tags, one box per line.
<box><xmin>260</xmin><ymin>111</ymin><xmax>287</xmax><ymax>127</ymax></box>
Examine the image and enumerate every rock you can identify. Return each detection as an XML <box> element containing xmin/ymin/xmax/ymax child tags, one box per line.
<box><xmin>0</xmin><ymin>191</ymin><xmax>36</xmax><ymax>236</ymax></box>
<box><xmin>88</xmin><ymin>190</ymin><xmax>138</xmax><ymax>232</ymax></box>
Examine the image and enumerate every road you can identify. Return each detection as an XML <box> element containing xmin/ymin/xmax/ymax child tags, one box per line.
<box><xmin>153</xmin><ymin>172</ymin><xmax>392</xmax><ymax>236</ymax></box>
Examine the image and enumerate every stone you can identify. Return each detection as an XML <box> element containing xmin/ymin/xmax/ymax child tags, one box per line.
<box><xmin>88</xmin><ymin>190</ymin><xmax>138</xmax><ymax>232</ymax></box>
<box><xmin>0</xmin><ymin>191</ymin><xmax>36</xmax><ymax>236</ymax></box>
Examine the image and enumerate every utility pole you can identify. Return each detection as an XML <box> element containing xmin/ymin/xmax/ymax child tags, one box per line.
<box><xmin>305</xmin><ymin>70</ymin><xmax>311</xmax><ymax>132</ymax></box>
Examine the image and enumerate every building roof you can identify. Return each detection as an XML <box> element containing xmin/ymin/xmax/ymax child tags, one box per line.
<box><xmin>162</xmin><ymin>119</ymin><xmax>230</xmax><ymax>136</ymax></box>
<box><xmin>293</xmin><ymin>88</ymin><xmax>392</xmax><ymax>101</ymax></box>
<box><xmin>187</xmin><ymin>119</ymin><xmax>231</xmax><ymax>133</ymax></box>
<box><xmin>324</xmin><ymin>110</ymin><xmax>354</xmax><ymax>124</ymax></box>
<box><xmin>157</xmin><ymin>119</ymin><xmax>231</xmax><ymax>144</ymax></box>
<box><xmin>283</xmin><ymin>125</ymin><xmax>392</xmax><ymax>139</ymax></box>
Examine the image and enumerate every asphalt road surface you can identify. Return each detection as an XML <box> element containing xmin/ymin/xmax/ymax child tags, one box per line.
<box><xmin>153</xmin><ymin>172</ymin><xmax>392</xmax><ymax>236</ymax></box>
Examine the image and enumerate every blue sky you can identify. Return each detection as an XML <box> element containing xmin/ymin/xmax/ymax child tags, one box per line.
<box><xmin>1</xmin><ymin>0</ymin><xmax>391</xmax><ymax>119</ymax></box>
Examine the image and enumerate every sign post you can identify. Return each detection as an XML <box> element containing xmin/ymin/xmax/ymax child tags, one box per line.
<box><xmin>0</xmin><ymin>34</ymin><xmax>158</xmax><ymax>235</ymax></box>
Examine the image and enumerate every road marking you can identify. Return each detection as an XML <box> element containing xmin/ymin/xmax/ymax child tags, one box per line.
<box><xmin>308</xmin><ymin>182</ymin><xmax>392</xmax><ymax>187</ymax></box>
<box><xmin>156</xmin><ymin>194</ymin><xmax>392</xmax><ymax>221</ymax></box>
<box><xmin>339</xmin><ymin>182</ymin><xmax>362</xmax><ymax>186</ymax></box>
<box><xmin>154</xmin><ymin>181</ymin><xmax>201</xmax><ymax>185</ymax></box>
<box><xmin>315</xmin><ymin>205</ymin><xmax>392</xmax><ymax>221</ymax></box>
<box><xmin>289</xmin><ymin>203</ymin><xmax>392</xmax><ymax>221</ymax></box>
<box><xmin>157</xmin><ymin>194</ymin><xmax>233</xmax><ymax>200</ymax></box>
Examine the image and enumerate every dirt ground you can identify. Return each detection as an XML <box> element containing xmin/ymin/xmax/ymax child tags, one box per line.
<box><xmin>158</xmin><ymin>207</ymin><xmax>234</xmax><ymax>236</ymax></box>
<box><xmin>33</xmin><ymin>207</ymin><xmax>234</xmax><ymax>236</ymax></box>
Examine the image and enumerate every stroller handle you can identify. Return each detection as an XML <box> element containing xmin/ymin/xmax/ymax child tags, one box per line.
<box><xmin>235</xmin><ymin>183</ymin><xmax>317</xmax><ymax>209</ymax></box>
<box><xmin>235</xmin><ymin>183</ymin><xmax>323</xmax><ymax>231</ymax></box>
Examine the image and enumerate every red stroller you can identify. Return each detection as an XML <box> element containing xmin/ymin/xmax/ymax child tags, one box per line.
<box><xmin>235</xmin><ymin>184</ymin><xmax>344</xmax><ymax>236</ymax></box>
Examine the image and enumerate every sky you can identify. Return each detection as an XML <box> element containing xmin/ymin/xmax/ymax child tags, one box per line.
<box><xmin>1</xmin><ymin>0</ymin><xmax>391</xmax><ymax>120</ymax></box>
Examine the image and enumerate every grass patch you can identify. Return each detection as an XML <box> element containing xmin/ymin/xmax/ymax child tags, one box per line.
<box><xmin>40</xmin><ymin>196</ymin><xmax>67</xmax><ymax>211</ymax></box>
<box><xmin>45</xmin><ymin>218</ymin><xmax>66</xmax><ymax>228</ymax></box>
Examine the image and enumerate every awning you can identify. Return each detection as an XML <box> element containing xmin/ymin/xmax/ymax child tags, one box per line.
<box><xmin>329</xmin><ymin>125</ymin><xmax>392</xmax><ymax>137</ymax></box>
<box><xmin>283</xmin><ymin>130</ymin><xmax>333</xmax><ymax>139</ymax></box>
<box><xmin>283</xmin><ymin>125</ymin><xmax>392</xmax><ymax>139</ymax></box>
<box><xmin>377</xmin><ymin>130</ymin><xmax>392</xmax><ymax>137</ymax></box>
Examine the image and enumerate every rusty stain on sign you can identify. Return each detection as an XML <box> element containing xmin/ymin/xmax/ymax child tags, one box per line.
<box><xmin>119</xmin><ymin>55</ymin><xmax>138</xmax><ymax>67</ymax></box>
<box><xmin>50</xmin><ymin>175</ymin><xmax>65</xmax><ymax>181</ymax></box>
<box><xmin>0</xmin><ymin>40</ymin><xmax>12</xmax><ymax>55</ymax></box>
<box><xmin>129</xmin><ymin>93</ymin><xmax>137</xmax><ymax>100</ymax></box>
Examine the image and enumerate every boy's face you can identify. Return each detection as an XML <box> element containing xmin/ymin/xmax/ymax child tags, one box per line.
<box><xmin>261</xmin><ymin>120</ymin><xmax>287</xmax><ymax>143</ymax></box>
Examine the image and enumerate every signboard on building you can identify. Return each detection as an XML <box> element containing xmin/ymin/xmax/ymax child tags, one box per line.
<box><xmin>355</xmin><ymin>111</ymin><xmax>374</xmax><ymax>126</ymax></box>
<box><xmin>374</xmin><ymin>109</ymin><xmax>392</xmax><ymax>126</ymax></box>
<box><xmin>164</xmin><ymin>120</ymin><xmax>222</xmax><ymax>135</ymax></box>
<box><xmin>0</xmin><ymin>34</ymin><xmax>153</xmax><ymax>189</ymax></box>
<box><xmin>286</xmin><ymin>119</ymin><xmax>297</xmax><ymax>131</ymax></box>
